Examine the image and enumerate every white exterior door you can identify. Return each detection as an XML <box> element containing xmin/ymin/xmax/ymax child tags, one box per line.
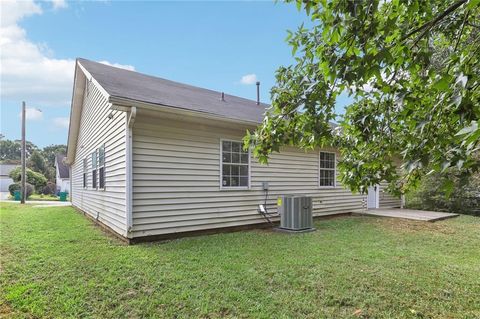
<box><xmin>367</xmin><ymin>185</ymin><xmax>379</xmax><ymax>209</ymax></box>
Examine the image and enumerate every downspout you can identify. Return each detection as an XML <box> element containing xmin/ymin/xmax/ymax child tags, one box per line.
<box><xmin>69</xmin><ymin>166</ymin><xmax>72</xmax><ymax>203</ymax></box>
<box><xmin>125</xmin><ymin>106</ymin><xmax>137</xmax><ymax>237</ymax></box>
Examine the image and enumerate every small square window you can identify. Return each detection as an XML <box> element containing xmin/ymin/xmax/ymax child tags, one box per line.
<box><xmin>232</xmin><ymin>142</ymin><xmax>240</xmax><ymax>152</ymax></box>
<box><xmin>231</xmin><ymin>165</ymin><xmax>240</xmax><ymax>176</ymax></box>
<box><xmin>240</xmin><ymin>165</ymin><xmax>248</xmax><ymax>176</ymax></box>
<box><xmin>230</xmin><ymin>176</ymin><xmax>239</xmax><ymax>186</ymax></box>
<box><xmin>222</xmin><ymin>141</ymin><xmax>231</xmax><ymax>152</ymax></box>
<box><xmin>232</xmin><ymin>153</ymin><xmax>239</xmax><ymax>163</ymax></box>
<box><xmin>241</xmin><ymin>153</ymin><xmax>249</xmax><ymax>164</ymax></box>
<box><xmin>222</xmin><ymin>152</ymin><xmax>231</xmax><ymax>163</ymax></box>
<box><xmin>222</xmin><ymin>176</ymin><xmax>230</xmax><ymax>187</ymax></box>
<box><xmin>239</xmin><ymin>176</ymin><xmax>249</xmax><ymax>187</ymax></box>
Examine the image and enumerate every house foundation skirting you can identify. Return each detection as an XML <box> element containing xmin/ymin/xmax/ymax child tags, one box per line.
<box><xmin>72</xmin><ymin>205</ymin><xmax>352</xmax><ymax>244</ymax></box>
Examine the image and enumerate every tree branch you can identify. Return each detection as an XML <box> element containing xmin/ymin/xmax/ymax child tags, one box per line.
<box><xmin>402</xmin><ymin>0</ymin><xmax>468</xmax><ymax>42</ymax></box>
<box><xmin>454</xmin><ymin>11</ymin><xmax>469</xmax><ymax>53</ymax></box>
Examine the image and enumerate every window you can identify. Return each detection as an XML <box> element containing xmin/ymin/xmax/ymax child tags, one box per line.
<box><xmin>319</xmin><ymin>152</ymin><xmax>336</xmax><ymax>187</ymax></box>
<box><xmin>221</xmin><ymin>140</ymin><xmax>249</xmax><ymax>188</ymax></box>
<box><xmin>91</xmin><ymin>150</ymin><xmax>97</xmax><ymax>189</ymax></box>
<box><xmin>98</xmin><ymin>145</ymin><xmax>105</xmax><ymax>189</ymax></box>
<box><xmin>83</xmin><ymin>158</ymin><xmax>87</xmax><ymax>188</ymax></box>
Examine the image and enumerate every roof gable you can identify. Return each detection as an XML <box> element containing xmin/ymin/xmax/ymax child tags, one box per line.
<box><xmin>55</xmin><ymin>154</ymin><xmax>69</xmax><ymax>179</ymax></box>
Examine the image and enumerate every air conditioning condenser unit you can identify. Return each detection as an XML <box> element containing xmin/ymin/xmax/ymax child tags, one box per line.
<box><xmin>277</xmin><ymin>195</ymin><xmax>314</xmax><ymax>232</ymax></box>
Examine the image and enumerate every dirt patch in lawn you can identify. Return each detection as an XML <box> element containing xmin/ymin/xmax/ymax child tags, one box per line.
<box><xmin>373</xmin><ymin>217</ymin><xmax>457</xmax><ymax>235</ymax></box>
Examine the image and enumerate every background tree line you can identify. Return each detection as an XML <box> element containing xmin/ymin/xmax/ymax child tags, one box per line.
<box><xmin>0</xmin><ymin>135</ymin><xmax>66</xmax><ymax>183</ymax></box>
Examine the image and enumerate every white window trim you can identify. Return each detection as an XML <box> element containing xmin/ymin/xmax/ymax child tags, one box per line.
<box><xmin>219</xmin><ymin>139</ymin><xmax>251</xmax><ymax>190</ymax></box>
<box><xmin>318</xmin><ymin>151</ymin><xmax>336</xmax><ymax>188</ymax></box>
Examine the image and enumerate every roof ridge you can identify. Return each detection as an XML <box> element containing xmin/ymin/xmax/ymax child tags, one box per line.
<box><xmin>77</xmin><ymin>58</ymin><xmax>269</xmax><ymax>106</ymax></box>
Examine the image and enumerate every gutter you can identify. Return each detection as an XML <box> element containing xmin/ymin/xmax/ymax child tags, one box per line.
<box><xmin>109</xmin><ymin>96</ymin><xmax>262</xmax><ymax>127</ymax></box>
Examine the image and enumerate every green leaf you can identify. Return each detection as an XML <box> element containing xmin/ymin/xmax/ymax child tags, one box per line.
<box><xmin>467</xmin><ymin>0</ymin><xmax>480</xmax><ymax>9</ymax></box>
<box><xmin>432</xmin><ymin>76</ymin><xmax>451</xmax><ymax>91</ymax></box>
<box><xmin>442</xmin><ymin>179</ymin><xmax>455</xmax><ymax>198</ymax></box>
<box><xmin>296</xmin><ymin>0</ymin><xmax>302</xmax><ymax>11</ymax></box>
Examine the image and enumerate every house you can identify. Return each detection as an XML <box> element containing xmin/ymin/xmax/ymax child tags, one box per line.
<box><xmin>66</xmin><ymin>58</ymin><xmax>400</xmax><ymax>242</ymax></box>
<box><xmin>0</xmin><ymin>163</ymin><xmax>17</xmax><ymax>192</ymax></box>
<box><xmin>55</xmin><ymin>154</ymin><xmax>70</xmax><ymax>193</ymax></box>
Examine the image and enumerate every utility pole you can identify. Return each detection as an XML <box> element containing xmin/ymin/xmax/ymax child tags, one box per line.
<box><xmin>21</xmin><ymin>101</ymin><xmax>26</xmax><ymax>204</ymax></box>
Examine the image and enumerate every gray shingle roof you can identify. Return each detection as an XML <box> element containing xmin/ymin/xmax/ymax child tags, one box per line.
<box><xmin>55</xmin><ymin>154</ymin><xmax>69</xmax><ymax>179</ymax></box>
<box><xmin>78</xmin><ymin>58</ymin><xmax>269</xmax><ymax>123</ymax></box>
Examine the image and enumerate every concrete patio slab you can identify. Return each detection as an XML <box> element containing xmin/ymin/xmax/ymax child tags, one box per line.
<box><xmin>364</xmin><ymin>208</ymin><xmax>459</xmax><ymax>222</ymax></box>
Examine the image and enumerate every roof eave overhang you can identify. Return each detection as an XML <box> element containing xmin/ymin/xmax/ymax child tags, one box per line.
<box><xmin>108</xmin><ymin>95</ymin><xmax>262</xmax><ymax>128</ymax></box>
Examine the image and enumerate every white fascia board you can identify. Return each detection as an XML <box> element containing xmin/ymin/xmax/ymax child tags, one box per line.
<box><xmin>109</xmin><ymin>96</ymin><xmax>261</xmax><ymax>127</ymax></box>
<box><xmin>77</xmin><ymin>61</ymin><xmax>110</xmax><ymax>100</ymax></box>
<box><xmin>65</xmin><ymin>60</ymin><xmax>112</xmax><ymax>165</ymax></box>
<box><xmin>65</xmin><ymin>63</ymin><xmax>84</xmax><ymax>165</ymax></box>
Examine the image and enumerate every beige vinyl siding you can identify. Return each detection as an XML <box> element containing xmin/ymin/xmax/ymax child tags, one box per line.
<box><xmin>70</xmin><ymin>80</ymin><xmax>127</xmax><ymax>236</ymax></box>
<box><xmin>379</xmin><ymin>181</ymin><xmax>401</xmax><ymax>208</ymax></box>
<box><xmin>131</xmin><ymin>115</ymin><xmax>366</xmax><ymax>238</ymax></box>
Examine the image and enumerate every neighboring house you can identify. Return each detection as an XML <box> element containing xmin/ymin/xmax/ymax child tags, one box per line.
<box><xmin>0</xmin><ymin>164</ymin><xmax>17</xmax><ymax>192</ymax></box>
<box><xmin>55</xmin><ymin>154</ymin><xmax>70</xmax><ymax>193</ymax></box>
<box><xmin>66</xmin><ymin>58</ymin><xmax>400</xmax><ymax>242</ymax></box>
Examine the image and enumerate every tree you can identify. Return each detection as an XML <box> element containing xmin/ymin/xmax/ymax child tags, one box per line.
<box><xmin>0</xmin><ymin>139</ymin><xmax>66</xmax><ymax>181</ymax></box>
<box><xmin>41</xmin><ymin>144</ymin><xmax>67</xmax><ymax>181</ymax></box>
<box><xmin>0</xmin><ymin>139</ymin><xmax>21</xmax><ymax>162</ymax></box>
<box><xmin>9</xmin><ymin>167</ymin><xmax>47</xmax><ymax>193</ymax></box>
<box><xmin>41</xmin><ymin>144</ymin><xmax>67</xmax><ymax>169</ymax></box>
<box><xmin>0</xmin><ymin>139</ymin><xmax>38</xmax><ymax>163</ymax></box>
<box><xmin>406</xmin><ymin>168</ymin><xmax>480</xmax><ymax>215</ymax></box>
<box><xmin>245</xmin><ymin>0</ymin><xmax>480</xmax><ymax>195</ymax></box>
<box><xmin>27</xmin><ymin>150</ymin><xmax>47</xmax><ymax>175</ymax></box>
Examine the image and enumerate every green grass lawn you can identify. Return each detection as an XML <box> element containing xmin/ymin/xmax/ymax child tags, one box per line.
<box><xmin>28</xmin><ymin>194</ymin><xmax>60</xmax><ymax>201</ymax></box>
<box><xmin>1</xmin><ymin>203</ymin><xmax>479</xmax><ymax>318</ymax></box>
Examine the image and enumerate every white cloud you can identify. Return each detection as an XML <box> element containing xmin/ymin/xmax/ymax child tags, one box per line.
<box><xmin>0</xmin><ymin>0</ymin><xmax>42</xmax><ymax>27</ymax></box>
<box><xmin>0</xmin><ymin>0</ymin><xmax>134</xmax><ymax>111</ymax></box>
<box><xmin>98</xmin><ymin>60</ymin><xmax>135</xmax><ymax>71</ymax></box>
<box><xmin>0</xmin><ymin>0</ymin><xmax>75</xmax><ymax>107</ymax></box>
<box><xmin>18</xmin><ymin>107</ymin><xmax>43</xmax><ymax>121</ymax></box>
<box><xmin>0</xmin><ymin>0</ymin><xmax>135</xmax><ymax>146</ymax></box>
<box><xmin>50</xmin><ymin>0</ymin><xmax>67</xmax><ymax>10</ymax></box>
<box><xmin>240</xmin><ymin>73</ymin><xmax>258</xmax><ymax>85</ymax></box>
<box><xmin>53</xmin><ymin>116</ymin><xmax>69</xmax><ymax>129</ymax></box>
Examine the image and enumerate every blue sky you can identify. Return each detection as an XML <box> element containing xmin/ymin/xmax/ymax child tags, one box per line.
<box><xmin>1</xmin><ymin>0</ymin><xmax>350</xmax><ymax>148</ymax></box>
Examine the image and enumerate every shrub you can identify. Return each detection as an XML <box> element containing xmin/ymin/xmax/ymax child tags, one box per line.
<box><xmin>8</xmin><ymin>182</ymin><xmax>34</xmax><ymax>199</ymax></box>
<box><xmin>8</xmin><ymin>183</ymin><xmax>20</xmax><ymax>196</ymax></box>
<box><xmin>406</xmin><ymin>170</ymin><xmax>480</xmax><ymax>216</ymax></box>
<box><xmin>9</xmin><ymin>167</ymin><xmax>47</xmax><ymax>193</ymax></box>
<box><xmin>42</xmin><ymin>182</ymin><xmax>56</xmax><ymax>195</ymax></box>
